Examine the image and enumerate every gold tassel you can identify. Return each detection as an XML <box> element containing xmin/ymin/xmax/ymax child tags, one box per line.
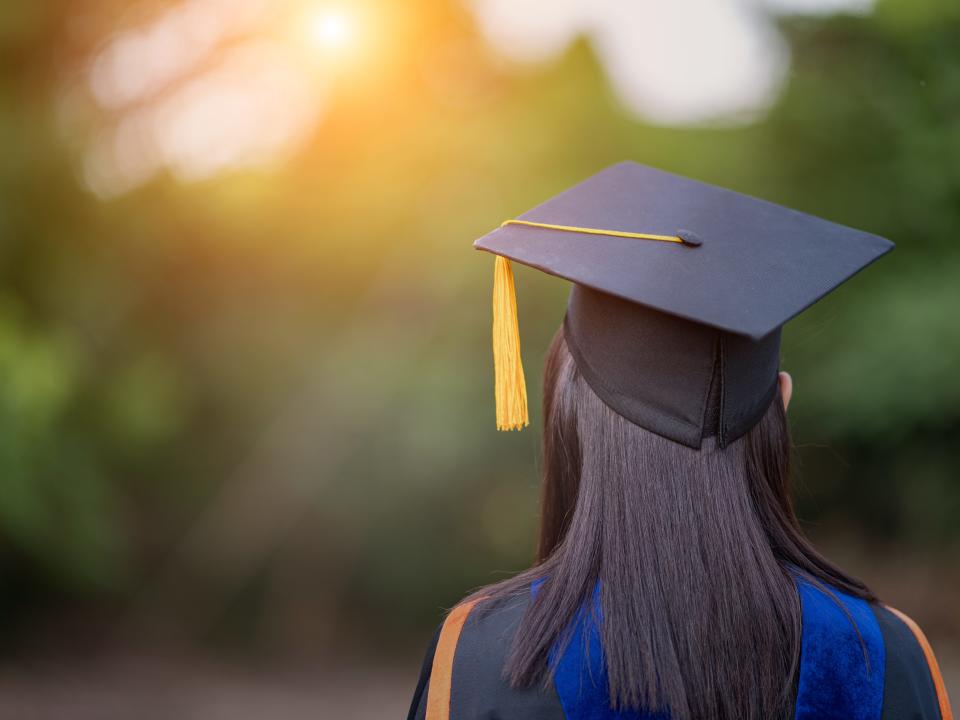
<box><xmin>492</xmin><ymin>256</ymin><xmax>529</xmax><ymax>431</ymax></box>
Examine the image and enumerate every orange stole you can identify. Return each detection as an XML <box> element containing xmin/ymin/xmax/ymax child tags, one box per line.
<box><xmin>425</xmin><ymin>599</ymin><xmax>482</xmax><ymax>720</ymax></box>
<box><xmin>885</xmin><ymin>606</ymin><xmax>954</xmax><ymax>720</ymax></box>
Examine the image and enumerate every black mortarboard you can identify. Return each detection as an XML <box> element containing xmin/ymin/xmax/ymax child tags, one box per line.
<box><xmin>475</xmin><ymin>161</ymin><xmax>893</xmax><ymax>447</ymax></box>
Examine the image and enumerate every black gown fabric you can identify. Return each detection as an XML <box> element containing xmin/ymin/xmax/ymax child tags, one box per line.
<box><xmin>407</xmin><ymin>592</ymin><xmax>947</xmax><ymax>720</ymax></box>
<box><xmin>408</xmin><ymin>595</ymin><xmax>565</xmax><ymax>720</ymax></box>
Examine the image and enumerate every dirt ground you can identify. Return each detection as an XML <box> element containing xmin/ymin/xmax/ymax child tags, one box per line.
<box><xmin>0</xmin><ymin>652</ymin><xmax>420</xmax><ymax>720</ymax></box>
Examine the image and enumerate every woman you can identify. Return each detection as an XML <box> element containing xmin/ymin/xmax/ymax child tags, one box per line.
<box><xmin>408</xmin><ymin>163</ymin><xmax>953</xmax><ymax>720</ymax></box>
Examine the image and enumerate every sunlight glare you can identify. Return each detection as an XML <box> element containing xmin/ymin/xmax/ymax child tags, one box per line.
<box><xmin>306</xmin><ymin>8</ymin><xmax>354</xmax><ymax>53</ymax></box>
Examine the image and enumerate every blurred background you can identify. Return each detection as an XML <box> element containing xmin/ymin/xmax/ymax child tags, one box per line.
<box><xmin>1</xmin><ymin>0</ymin><xmax>958</xmax><ymax>717</ymax></box>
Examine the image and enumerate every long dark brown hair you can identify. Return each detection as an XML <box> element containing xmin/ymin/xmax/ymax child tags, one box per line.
<box><xmin>471</xmin><ymin>329</ymin><xmax>874</xmax><ymax>720</ymax></box>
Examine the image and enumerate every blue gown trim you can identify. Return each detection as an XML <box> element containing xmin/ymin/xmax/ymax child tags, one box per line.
<box><xmin>794</xmin><ymin>577</ymin><xmax>885</xmax><ymax>720</ymax></box>
<box><xmin>531</xmin><ymin>577</ymin><xmax>885</xmax><ymax>720</ymax></box>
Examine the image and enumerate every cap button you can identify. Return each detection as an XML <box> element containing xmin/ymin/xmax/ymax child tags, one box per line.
<box><xmin>676</xmin><ymin>229</ymin><xmax>703</xmax><ymax>247</ymax></box>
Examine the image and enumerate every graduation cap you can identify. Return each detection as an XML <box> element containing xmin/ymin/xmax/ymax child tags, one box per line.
<box><xmin>474</xmin><ymin>162</ymin><xmax>893</xmax><ymax>447</ymax></box>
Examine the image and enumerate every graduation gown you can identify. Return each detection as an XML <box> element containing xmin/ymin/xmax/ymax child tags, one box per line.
<box><xmin>407</xmin><ymin>579</ymin><xmax>953</xmax><ymax>720</ymax></box>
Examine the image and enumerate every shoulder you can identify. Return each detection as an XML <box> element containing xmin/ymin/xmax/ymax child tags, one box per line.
<box><xmin>407</xmin><ymin>593</ymin><xmax>565</xmax><ymax>720</ymax></box>
<box><xmin>871</xmin><ymin>604</ymin><xmax>954</xmax><ymax>720</ymax></box>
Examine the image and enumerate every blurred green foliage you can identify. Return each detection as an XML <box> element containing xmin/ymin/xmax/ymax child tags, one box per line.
<box><xmin>0</xmin><ymin>0</ymin><xmax>957</xmax><ymax>650</ymax></box>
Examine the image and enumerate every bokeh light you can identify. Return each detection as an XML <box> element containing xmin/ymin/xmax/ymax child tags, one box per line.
<box><xmin>466</xmin><ymin>0</ymin><xmax>876</xmax><ymax>125</ymax></box>
<box><xmin>78</xmin><ymin>0</ymin><xmax>884</xmax><ymax>199</ymax></box>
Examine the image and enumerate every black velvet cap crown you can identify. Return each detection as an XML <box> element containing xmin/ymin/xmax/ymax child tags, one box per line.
<box><xmin>474</xmin><ymin>162</ymin><xmax>893</xmax><ymax>448</ymax></box>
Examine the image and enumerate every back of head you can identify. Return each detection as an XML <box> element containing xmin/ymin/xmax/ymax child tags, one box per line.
<box><xmin>467</xmin><ymin>163</ymin><xmax>891</xmax><ymax>720</ymax></box>
<box><xmin>479</xmin><ymin>329</ymin><xmax>873</xmax><ymax>720</ymax></box>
